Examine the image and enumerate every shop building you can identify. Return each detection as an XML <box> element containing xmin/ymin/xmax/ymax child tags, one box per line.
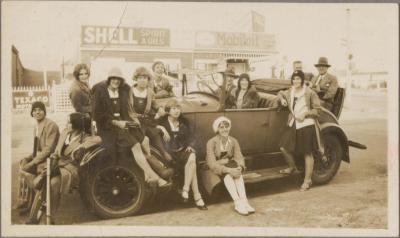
<box><xmin>80</xmin><ymin>25</ymin><xmax>277</xmax><ymax>84</ymax></box>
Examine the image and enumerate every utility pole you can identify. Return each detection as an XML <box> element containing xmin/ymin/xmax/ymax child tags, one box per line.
<box><xmin>345</xmin><ymin>8</ymin><xmax>352</xmax><ymax>104</ymax></box>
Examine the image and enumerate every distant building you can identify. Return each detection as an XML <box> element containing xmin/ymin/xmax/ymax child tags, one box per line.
<box><xmin>11</xmin><ymin>45</ymin><xmax>61</xmax><ymax>87</ymax></box>
<box><xmin>351</xmin><ymin>71</ymin><xmax>388</xmax><ymax>90</ymax></box>
<box><xmin>11</xmin><ymin>46</ymin><xmax>24</xmax><ymax>87</ymax></box>
<box><xmin>79</xmin><ymin>25</ymin><xmax>277</xmax><ymax>85</ymax></box>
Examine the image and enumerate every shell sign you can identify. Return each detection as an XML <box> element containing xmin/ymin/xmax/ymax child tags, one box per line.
<box><xmin>81</xmin><ymin>25</ymin><xmax>170</xmax><ymax>47</ymax></box>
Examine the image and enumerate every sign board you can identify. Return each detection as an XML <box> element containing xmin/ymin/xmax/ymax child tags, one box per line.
<box><xmin>195</xmin><ymin>31</ymin><xmax>275</xmax><ymax>51</ymax></box>
<box><xmin>13</xmin><ymin>90</ymin><xmax>50</xmax><ymax>109</ymax></box>
<box><xmin>81</xmin><ymin>25</ymin><xmax>170</xmax><ymax>47</ymax></box>
<box><xmin>251</xmin><ymin>11</ymin><xmax>265</xmax><ymax>32</ymax></box>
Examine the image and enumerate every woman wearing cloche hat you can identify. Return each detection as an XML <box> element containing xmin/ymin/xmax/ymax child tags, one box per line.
<box><xmin>278</xmin><ymin>70</ymin><xmax>322</xmax><ymax>191</ymax></box>
<box><xmin>92</xmin><ymin>67</ymin><xmax>170</xmax><ymax>188</ymax></box>
<box><xmin>206</xmin><ymin>116</ymin><xmax>255</xmax><ymax>216</ymax></box>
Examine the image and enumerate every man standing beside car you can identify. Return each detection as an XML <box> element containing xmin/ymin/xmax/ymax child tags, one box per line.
<box><xmin>310</xmin><ymin>57</ymin><xmax>339</xmax><ymax>111</ymax></box>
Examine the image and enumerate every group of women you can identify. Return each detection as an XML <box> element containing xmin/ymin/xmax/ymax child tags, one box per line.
<box><xmin>57</xmin><ymin>62</ymin><xmax>321</xmax><ymax>219</ymax></box>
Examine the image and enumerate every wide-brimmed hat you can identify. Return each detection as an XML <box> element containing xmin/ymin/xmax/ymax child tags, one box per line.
<box><xmin>107</xmin><ymin>67</ymin><xmax>125</xmax><ymax>84</ymax></box>
<box><xmin>314</xmin><ymin>57</ymin><xmax>331</xmax><ymax>67</ymax></box>
<box><xmin>224</xmin><ymin>68</ymin><xmax>238</xmax><ymax>78</ymax></box>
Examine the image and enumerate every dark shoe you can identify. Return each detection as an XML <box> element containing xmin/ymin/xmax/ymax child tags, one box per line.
<box><xmin>194</xmin><ymin>197</ymin><xmax>207</xmax><ymax>210</ymax></box>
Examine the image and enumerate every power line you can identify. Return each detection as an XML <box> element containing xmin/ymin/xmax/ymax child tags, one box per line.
<box><xmin>92</xmin><ymin>2</ymin><xmax>129</xmax><ymax>61</ymax></box>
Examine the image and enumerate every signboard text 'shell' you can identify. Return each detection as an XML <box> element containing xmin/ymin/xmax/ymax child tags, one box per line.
<box><xmin>81</xmin><ymin>25</ymin><xmax>170</xmax><ymax>47</ymax></box>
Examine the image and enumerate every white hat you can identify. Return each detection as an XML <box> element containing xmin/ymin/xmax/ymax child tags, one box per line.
<box><xmin>212</xmin><ymin>116</ymin><xmax>231</xmax><ymax>133</ymax></box>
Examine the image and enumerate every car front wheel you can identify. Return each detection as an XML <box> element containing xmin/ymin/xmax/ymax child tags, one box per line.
<box><xmin>85</xmin><ymin>163</ymin><xmax>147</xmax><ymax>219</ymax></box>
<box><xmin>312</xmin><ymin>133</ymin><xmax>343</xmax><ymax>185</ymax></box>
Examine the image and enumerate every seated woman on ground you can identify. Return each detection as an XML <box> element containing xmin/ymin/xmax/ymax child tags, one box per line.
<box><xmin>206</xmin><ymin>116</ymin><xmax>255</xmax><ymax>216</ymax></box>
<box><xmin>156</xmin><ymin>99</ymin><xmax>207</xmax><ymax>210</ymax></box>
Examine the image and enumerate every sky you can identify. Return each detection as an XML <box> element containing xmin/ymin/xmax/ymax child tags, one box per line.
<box><xmin>2</xmin><ymin>1</ymin><xmax>398</xmax><ymax>73</ymax></box>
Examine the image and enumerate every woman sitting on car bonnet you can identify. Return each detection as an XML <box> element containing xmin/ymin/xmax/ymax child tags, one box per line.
<box><xmin>230</xmin><ymin>73</ymin><xmax>260</xmax><ymax>109</ymax></box>
<box><xmin>42</xmin><ymin>113</ymin><xmax>101</xmax><ymax>224</ymax></box>
<box><xmin>206</xmin><ymin>116</ymin><xmax>255</xmax><ymax>216</ymax></box>
<box><xmin>69</xmin><ymin>63</ymin><xmax>92</xmax><ymax>117</ymax></box>
<box><xmin>130</xmin><ymin>67</ymin><xmax>175</xmax><ymax>169</ymax></box>
<box><xmin>151</xmin><ymin>61</ymin><xmax>175</xmax><ymax>99</ymax></box>
<box><xmin>277</xmin><ymin>70</ymin><xmax>322</xmax><ymax>191</ymax></box>
<box><xmin>156</xmin><ymin>99</ymin><xmax>207</xmax><ymax>210</ymax></box>
<box><xmin>92</xmin><ymin>67</ymin><xmax>170</xmax><ymax>188</ymax></box>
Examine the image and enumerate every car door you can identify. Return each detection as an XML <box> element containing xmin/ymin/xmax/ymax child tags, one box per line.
<box><xmin>223</xmin><ymin>108</ymin><xmax>270</xmax><ymax>156</ymax></box>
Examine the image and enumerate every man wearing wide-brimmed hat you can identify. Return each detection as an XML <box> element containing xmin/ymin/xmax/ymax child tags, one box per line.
<box><xmin>216</xmin><ymin>66</ymin><xmax>239</xmax><ymax>108</ymax></box>
<box><xmin>310</xmin><ymin>57</ymin><xmax>339</xmax><ymax>111</ymax></box>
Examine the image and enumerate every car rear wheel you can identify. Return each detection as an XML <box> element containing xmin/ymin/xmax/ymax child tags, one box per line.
<box><xmin>312</xmin><ymin>133</ymin><xmax>343</xmax><ymax>185</ymax></box>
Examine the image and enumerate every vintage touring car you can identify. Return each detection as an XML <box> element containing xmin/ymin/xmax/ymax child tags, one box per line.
<box><xmin>69</xmin><ymin>70</ymin><xmax>366</xmax><ymax>220</ymax></box>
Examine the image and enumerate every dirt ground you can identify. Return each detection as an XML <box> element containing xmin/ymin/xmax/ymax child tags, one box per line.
<box><xmin>9</xmin><ymin>89</ymin><xmax>389</xmax><ymax>229</ymax></box>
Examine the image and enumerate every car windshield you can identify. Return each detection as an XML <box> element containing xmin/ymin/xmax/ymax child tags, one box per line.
<box><xmin>179</xmin><ymin>70</ymin><xmax>226</xmax><ymax>97</ymax></box>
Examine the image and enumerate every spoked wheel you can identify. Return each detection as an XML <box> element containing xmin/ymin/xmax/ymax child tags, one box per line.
<box><xmin>86</xmin><ymin>164</ymin><xmax>147</xmax><ymax>219</ymax></box>
<box><xmin>312</xmin><ymin>133</ymin><xmax>343</xmax><ymax>185</ymax></box>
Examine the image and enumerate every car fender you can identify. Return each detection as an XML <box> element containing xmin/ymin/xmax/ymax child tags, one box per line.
<box><xmin>80</xmin><ymin>146</ymin><xmax>107</xmax><ymax>167</ymax></box>
<box><xmin>319</xmin><ymin>122</ymin><xmax>350</xmax><ymax>163</ymax></box>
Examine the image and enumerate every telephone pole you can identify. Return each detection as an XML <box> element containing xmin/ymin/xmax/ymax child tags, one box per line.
<box><xmin>345</xmin><ymin>8</ymin><xmax>352</xmax><ymax>104</ymax></box>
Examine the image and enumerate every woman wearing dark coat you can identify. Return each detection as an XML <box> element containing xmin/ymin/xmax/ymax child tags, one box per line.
<box><xmin>229</xmin><ymin>73</ymin><xmax>260</xmax><ymax>109</ymax></box>
<box><xmin>277</xmin><ymin>70</ymin><xmax>322</xmax><ymax>191</ymax></box>
<box><xmin>69</xmin><ymin>64</ymin><xmax>92</xmax><ymax>115</ymax></box>
<box><xmin>92</xmin><ymin>67</ymin><xmax>169</xmax><ymax>188</ymax></box>
<box><xmin>156</xmin><ymin>99</ymin><xmax>207</xmax><ymax>210</ymax></box>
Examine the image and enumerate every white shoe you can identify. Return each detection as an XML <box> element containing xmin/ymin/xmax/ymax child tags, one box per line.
<box><xmin>234</xmin><ymin>201</ymin><xmax>249</xmax><ymax>216</ymax></box>
<box><xmin>243</xmin><ymin>200</ymin><xmax>255</xmax><ymax>214</ymax></box>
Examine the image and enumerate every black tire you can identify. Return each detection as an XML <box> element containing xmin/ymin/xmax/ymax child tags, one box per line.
<box><xmin>312</xmin><ymin>133</ymin><xmax>343</xmax><ymax>185</ymax></box>
<box><xmin>85</xmin><ymin>162</ymin><xmax>147</xmax><ymax>219</ymax></box>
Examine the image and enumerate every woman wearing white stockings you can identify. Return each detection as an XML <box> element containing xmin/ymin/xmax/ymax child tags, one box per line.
<box><xmin>206</xmin><ymin>116</ymin><xmax>255</xmax><ymax>215</ymax></box>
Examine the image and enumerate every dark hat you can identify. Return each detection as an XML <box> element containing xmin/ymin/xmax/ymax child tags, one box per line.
<box><xmin>314</xmin><ymin>57</ymin><xmax>331</xmax><ymax>67</ymax></box>
<box><xmin>107</xmin><ymin>67</ymin><xmax>125</xmax><ymax>84</ymax></box>
<box><xmin>224</xmin><ymin>68</ymin><xmax>238</xmax><ymax>78</ymax></box>
<box><xmin>291</xmin><ymin>70</ymin><xmax>305</xmax><ymax>81</ymax></box>
<box><xmin>31</xmin><ymin>101</ymin><xmax>46</xmax><ymax>117</ymax></box>
<box><xmin>70</xmin><ymin>112</ymin><xmax>91</xmax><ymax>133</ymax></box>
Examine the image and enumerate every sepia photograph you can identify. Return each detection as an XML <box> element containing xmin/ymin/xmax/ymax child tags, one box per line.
<box><xmin>1</xmin><ymin>1</ymin><xmax>398</xmax><ymax>237</ymax></box>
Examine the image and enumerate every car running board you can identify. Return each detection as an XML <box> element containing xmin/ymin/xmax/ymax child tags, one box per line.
<box><xmin>243</xmin><ymin>166</ymin><xmax>299</xmax><ymax>184</ymax></box>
